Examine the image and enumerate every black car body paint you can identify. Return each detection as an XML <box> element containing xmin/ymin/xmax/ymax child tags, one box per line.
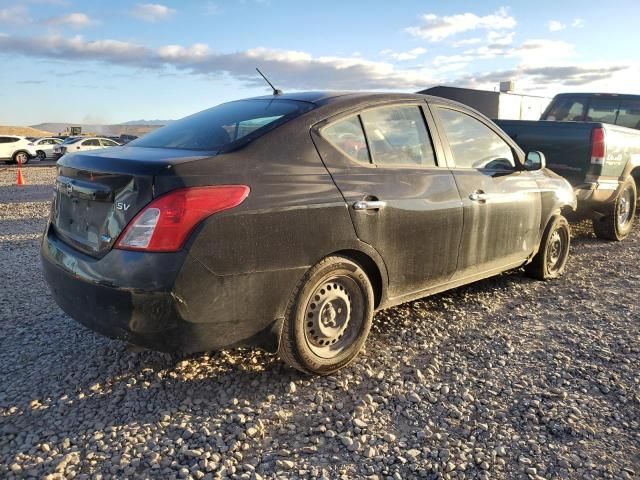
<box><xmin>41</xmin><ymin>92</ymin><xmax>576</xmax><ymax>354</ymax></box>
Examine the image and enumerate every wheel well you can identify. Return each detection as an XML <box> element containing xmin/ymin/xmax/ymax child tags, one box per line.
<box><xmin>631</xmin><ymin>167</ymin><xmax>640</xmax><ymax>192</ymax></box>
<box><xmin>334</xmin><ymin>249</ymin><xmax>383</xmax><ymax>309</ymax></box>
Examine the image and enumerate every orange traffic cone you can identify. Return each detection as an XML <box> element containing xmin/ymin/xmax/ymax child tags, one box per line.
<box><xmin>16</xmin><ymin>165</ymin><xmax>26</xmax><ymax>186</ymax></box>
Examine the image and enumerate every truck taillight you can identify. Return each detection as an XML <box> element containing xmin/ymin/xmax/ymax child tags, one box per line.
<box><xmin>591</xmin><ymin>127</ymin><xmax>606</xmax><ymax>165</ymax></box>
<box><xmin>115</xmin><ymin>186</ymin><xmax>250</xmax><ymax>252</ymax></box>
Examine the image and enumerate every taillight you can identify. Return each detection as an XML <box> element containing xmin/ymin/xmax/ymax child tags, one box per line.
<box><xmin>591</xmin><ymin>127</ymin><xmax>606</xmax><ymax>165</ymax></box>
<box><xmin>115</xmin><ymin>186</ymin><xmax>250</xmax><ymax>252</ymax></box>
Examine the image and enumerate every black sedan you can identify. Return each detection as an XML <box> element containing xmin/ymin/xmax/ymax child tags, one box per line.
<box><xmin>41</xmin><ymin>92</ymin><xmax>576</xmax><ymax>375</ymax></box>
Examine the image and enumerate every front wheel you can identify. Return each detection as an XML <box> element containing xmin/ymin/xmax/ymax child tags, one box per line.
<box><xmin>592</xmin><ymin>176</ymin><xmax>637</xmax><ymax>241</ymax></box>
<box><xmin>279</xmin><ymin>256</ymin><xmax>374</xmax><ymax>375</ymax></box>
<box><xmin>525</xmin><ymin>215</ymin><xmax>571</xmax><ymax>281</ymax></box>
<box><xmin>13</xmin><ymin>151</ymin><xmax>30</xmax><ymax>165</ymax></box>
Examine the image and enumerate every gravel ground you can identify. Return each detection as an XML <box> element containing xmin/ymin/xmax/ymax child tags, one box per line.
<box><xmin>0</xmin><ymin>166</ymin><xmax>638</xmax><ymax>480</ymax></box>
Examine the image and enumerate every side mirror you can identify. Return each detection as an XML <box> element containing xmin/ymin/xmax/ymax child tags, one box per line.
<box><xmin>525</xmin><ymin>151</ymin><xmax>546</xmax><ymax>171</ymax></box>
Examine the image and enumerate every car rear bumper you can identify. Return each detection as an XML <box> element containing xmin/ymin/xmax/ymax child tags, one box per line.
<box><xmin>40</xmin><ymin>225</ymin><xmax>285</xmax><ymax>353</ymax></box>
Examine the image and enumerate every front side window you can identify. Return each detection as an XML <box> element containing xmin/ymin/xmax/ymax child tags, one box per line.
<box><xmin>543</xmin><ymin>97</ymin><xmax>587</xmax><ymax>122</ymax></box>
<box><xmin>437</xmin><ymin>108</ymin><xmax>515</xmax><ymax>170</ymax></box>
<box><xmin>616</xmin><ymin>100</ymin><xmax>640</xmax><ymax>129</ymax></box>
<box><xmin>322</xmin><ymin>116</ymin><xmax>370</xmax><ymax>163</ymax></box>
<box><xmin>83</xmin><ymin>139</ymin><xmax>100</xmax><ymax>146</ymax></box>
<box><xmin>361</xmin><ymin>106</ymin><xmax>436</xmax><ymax>167</ymax></box>
<box><xmin>130</xmin><ymin>99</ymin><xmax>313</xmax><ymax>150</ymax></box>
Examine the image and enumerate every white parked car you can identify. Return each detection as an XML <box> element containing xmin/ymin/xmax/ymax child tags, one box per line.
<box><xmin>54</xmin><ymin>137</ymin><xmax>121</xmax><ymax>158</ymax></box>
<box><xmin>26</xmin><ymin>137</ymin><xmax>63</xmax><ymax>161</ymax></box>
<box><xmin>0</xmin><ymin>135</ymin><xmax>33</xmax><ymax>164</ymax></box>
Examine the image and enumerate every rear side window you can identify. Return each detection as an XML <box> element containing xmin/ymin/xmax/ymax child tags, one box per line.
<box><xmin>101</xmin><ymin>139</ymin><xmax>118</xmax><ymax>146</ymax></box>
<box><xmin>586</xmin><ymin>98</ymin><xmax>619</xmax><ymax>124</ymax></box>
<box><xmin>361</xmin><ymin>106</ymin><xmax>436</xmax><ymax>167</ymax></box>
<box><xmin>615</xmin><ymin>100</ymin><xmax>640</xmax><ymax>129</ymax></box>
<box><xmin>83</xmin><ymin>139</ymin><xmax>100</xmax><ymax>146</ymax></box>
<box><xmin>437</xmin><ymin>108</ymin><xmax>515</xmax><ymax>170</ymax></box>
<box><xmin>322</xmin><ymin>116</ymin><xmax>371</xmax><ymax>163</ymax></box>
<box><xmin>543</xmin><ymin>97</ymin><xmax>586</xmax><ymax>121</ymax></box>
<box><xmin>130</xmin><ymin>99</ymin><xmax>314</xmax><ymax>150</ymax></box>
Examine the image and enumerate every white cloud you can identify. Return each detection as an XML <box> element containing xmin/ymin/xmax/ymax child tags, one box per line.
<box><xmin>406</xmin><ymin>8</ymin><xmax>516</xmax><ymax>42</ymax></box>
<box><xmin>204</xmin><ymin>2</ymin><xmax>222</xmax><ymax>16</ymax></box>
<box><xmin>380</xmin><ymin>47</ymin><xmax>427</xmax><ymax>61</ymax></box>
<box><xmin>131</xmin><ymin>3</ymin><xmax>175</xmax><ymax>22</ymax></box>
<box><xmin>571</xmin><ymin>18</ymin><xmax>585</xmax><ymax>28</ymax></box>
<box><xmin>0</xmin><ymin>6</ymin><xmax>31</xmax><ymax>24</ymax></box>
<box><xmin>0</xmin><ymin>33</ymin><xmax>439</xmax><ymax>90</ymax></box>
<box><xmin>45</xmin><ymin>13</ymin><xmax>94</xmax><ymax>28</ymax></box>
<box><xmin>511</xmin><ymin>39</ymin><xmax>575</xmax><ymax>64</ymax></box>
<box><xmin>547</xmin><ymin>20</ymin><xmax>566</xmax><ymax>32</ymax></box>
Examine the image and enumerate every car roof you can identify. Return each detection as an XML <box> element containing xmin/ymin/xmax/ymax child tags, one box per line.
<box><xmin>554</xmin><ymin>92</ymin><xmax>640</xmax><ymax>100</ymax></box>
<box><xmin>248</xmin><ymin>91</ymin><xmax>432</xmax><ymax>105</ymax></box>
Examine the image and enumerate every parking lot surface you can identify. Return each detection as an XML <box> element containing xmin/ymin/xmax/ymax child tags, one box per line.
<box><xmin>0</xmin><ymin>166</ymin><xmax>638</xmax><ymax>479</ymax></box>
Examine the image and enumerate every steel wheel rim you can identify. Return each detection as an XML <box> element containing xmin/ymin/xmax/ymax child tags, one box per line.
<box><xmin>303</xmin><ymin>276</ymin><xmax>363</xmax><ymax>359</ymax></box>
<box><xmin>617</xmin><ymin>186</ymin><xmax>634</xmax><ymax>228</ymax></box>
<box><xmin>546</xmin><ymin>228</ymin><xmax>566</xmax><ymax>273</ymax></box>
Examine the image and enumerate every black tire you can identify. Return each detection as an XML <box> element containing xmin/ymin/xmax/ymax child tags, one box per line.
<box><xmin>279</xmin><ymin>255</ymin><xmax>374</xmax><ymax>375</ymax></box>
<box><xmin>12</xmin><ymin>151</ymin><xmax>30</xmax><ymax>165</ymax></box>
<box><xmin>592</xmin><ymin>176</ymin><xmax>637</xmax><ymax>241</ymax></box>
<box><xmin>36</xmin><ymin>151</ymin><xmax>46</xmax><ymax>161</ymax></box>
<box><xmin>525</xmin><ymin>215</ymin><xmax>571</xmax><ymax>281</ymax></box>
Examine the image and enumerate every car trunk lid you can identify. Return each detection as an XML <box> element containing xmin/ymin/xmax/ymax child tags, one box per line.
<box><xmin>51</xmin><ymin>147</ymin><xmax>212</xmax><ymax>257</ymax></box>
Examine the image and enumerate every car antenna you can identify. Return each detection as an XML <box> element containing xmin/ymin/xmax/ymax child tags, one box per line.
<box><xmin>256</xmin><ymin>67</ymin><xmax>283</xmax><ymax>96</ymax></box>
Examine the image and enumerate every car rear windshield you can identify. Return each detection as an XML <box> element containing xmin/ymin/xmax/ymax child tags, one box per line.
<box><xmin>542</xmin><ymin>95</ymin><xmax>640</xmax><ymax>130</ymax></box>
<box><xmin>129</xmin><ymin>99</ymin><xmax>314</xmax><ymax>150</ymax></box>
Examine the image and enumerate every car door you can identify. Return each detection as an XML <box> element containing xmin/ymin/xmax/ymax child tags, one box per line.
<box><xmin>0</xmin><ymin>137</ymin><xmax>10</xmax><ymax>159</ymax></box>
<box><xmin>312</xmin><ymin>102</ymin><xmax>463</xmax><ymax>298</ymax></box>
<box><xmin>431</xmin><ymin>103</ymin><xmax>542</xmax><ymax>278</ymax></box>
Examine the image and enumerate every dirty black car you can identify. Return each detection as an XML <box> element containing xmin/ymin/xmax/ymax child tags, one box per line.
<box><xmin>41</xmin><ymin>92</ymin><xmax>576</xmax><ymax>374</ymax></box>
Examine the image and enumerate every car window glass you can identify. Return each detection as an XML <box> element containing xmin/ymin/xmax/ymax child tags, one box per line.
<box><xmin>322</xmin><ymin>116</ymin><xmax>371</xmax><ymax>163</ymax></box>
<box><xmin>101</xmin><ymin>139</ymin><xmax>117</xmax><ymax>146</ymax></box>
<box><xmin>543</xmin><ymin>97</ymin><xmax>586</xmax><ymax>121</ymax></box>
<box><xmin>586</xmin><ymin>99</ymin><xmax>620</xmax><ymax>125</ymax></box>
<box><xmin>437</xmin><ymin>108</ymin><xmax>515</xmax><ymax>170</ymax></box>
<box><xmin>615</xmin><ymin>100</ymin><xmax>640</xmax><ymax>129</ymax></box>
<box><xmin>83</xmin><ymin>139</ymin><xmax>100</xmax><ymax>146</ymax></box>
<box><xmin>130</xmin><ymin>99</ymin><xmax>313</xmax><ymax>150</ymax></box>
<box><xmin>0</xmin><ymin>137</ymin><xmax>7</xmax><ymax>143</ymax></box>
<box><xmin>360</xmin><ymin>106</ymin><xmax>436</xmax><ymax>167</ymax></box>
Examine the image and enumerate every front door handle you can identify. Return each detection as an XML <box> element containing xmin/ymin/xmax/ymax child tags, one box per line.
<box><xmin>469</xmin><ymin>191</ymin><xmax>488</xmax><ymax>203</ymax></box>
<box><xmin>353</xmin><ymin>200</ymin><xmax>386</xmax><ymax>211</ymax></box>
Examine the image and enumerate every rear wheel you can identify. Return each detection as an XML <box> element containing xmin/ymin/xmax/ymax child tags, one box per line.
<box><xmin>36</xmin><ymin>151</ymin><xmax>46</xmax><ymax>161</ymax></box>
<box><xmin>592</xmin><ymin>176</ymin><xmax>636</xmax><ymax>241</ymax></box>
<box><xmin>13</xmin><ymin>151</ymin><xmax>30</xmax><ymax>165</ymax></box>
<box><xmin>279</xmin><ymin>256</ymin><xmax>374</xmax><ymax>375</ymax></box>
<box><xmin>525</xmin><ymin>215</ymin><xmax>571</xmax><ymax>281</ymax></box>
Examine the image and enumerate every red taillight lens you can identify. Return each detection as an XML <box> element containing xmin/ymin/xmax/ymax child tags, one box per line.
<box><xmin>591</xmin><ymin>127</ymin><xmax>606</xmax><ymax>165</ymax></box>
<box><xmin>115</xmin><ymin>185</ymin><xmax>250</xmax><ymax>252</ymax></box>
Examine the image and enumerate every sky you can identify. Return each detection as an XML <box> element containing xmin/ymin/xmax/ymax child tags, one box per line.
<box><xmin>1</xmin><ymin>0</ymin><xmax>639</xmax><ymax>125</ymax></box>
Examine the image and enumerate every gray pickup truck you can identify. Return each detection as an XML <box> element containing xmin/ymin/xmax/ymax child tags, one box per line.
<box><xmin>496</xmin><ymin>93</ymin><xmax>640</xmax><ymax>240</ymax></box>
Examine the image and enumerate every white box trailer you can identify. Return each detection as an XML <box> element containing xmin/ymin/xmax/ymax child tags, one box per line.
<box><xmin>419</xmin><ymin>86</ymin><xmax>552</xmax><ymax>121</ymax></box>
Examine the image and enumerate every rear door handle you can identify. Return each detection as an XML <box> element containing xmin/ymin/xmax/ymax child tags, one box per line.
<box><xmin>469</xmin><ymin>191</ymin><xmax>488</xmax><ymax>203</ymax></box>
<box><xmin>353</xmin><ymin>200</ymin><xmax>386</xmax><ymax>211</ymax></box>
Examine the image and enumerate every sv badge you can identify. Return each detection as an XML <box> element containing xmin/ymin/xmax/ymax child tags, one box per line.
<box><xmin>116</xmin><ymin>202</ymin><xmax>131</xmax><ymax>211</ymax></box>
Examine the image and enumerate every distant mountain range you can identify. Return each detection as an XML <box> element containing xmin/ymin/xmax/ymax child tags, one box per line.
<box><xmin>120</xmin><ymin>120</ymin><xmax>174</xmax><ymax>126</ymax></box>
<box><xmin>29</xmin><ymin>121</ymin><xmax>171</xmax><ymax>137</ymax></box>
